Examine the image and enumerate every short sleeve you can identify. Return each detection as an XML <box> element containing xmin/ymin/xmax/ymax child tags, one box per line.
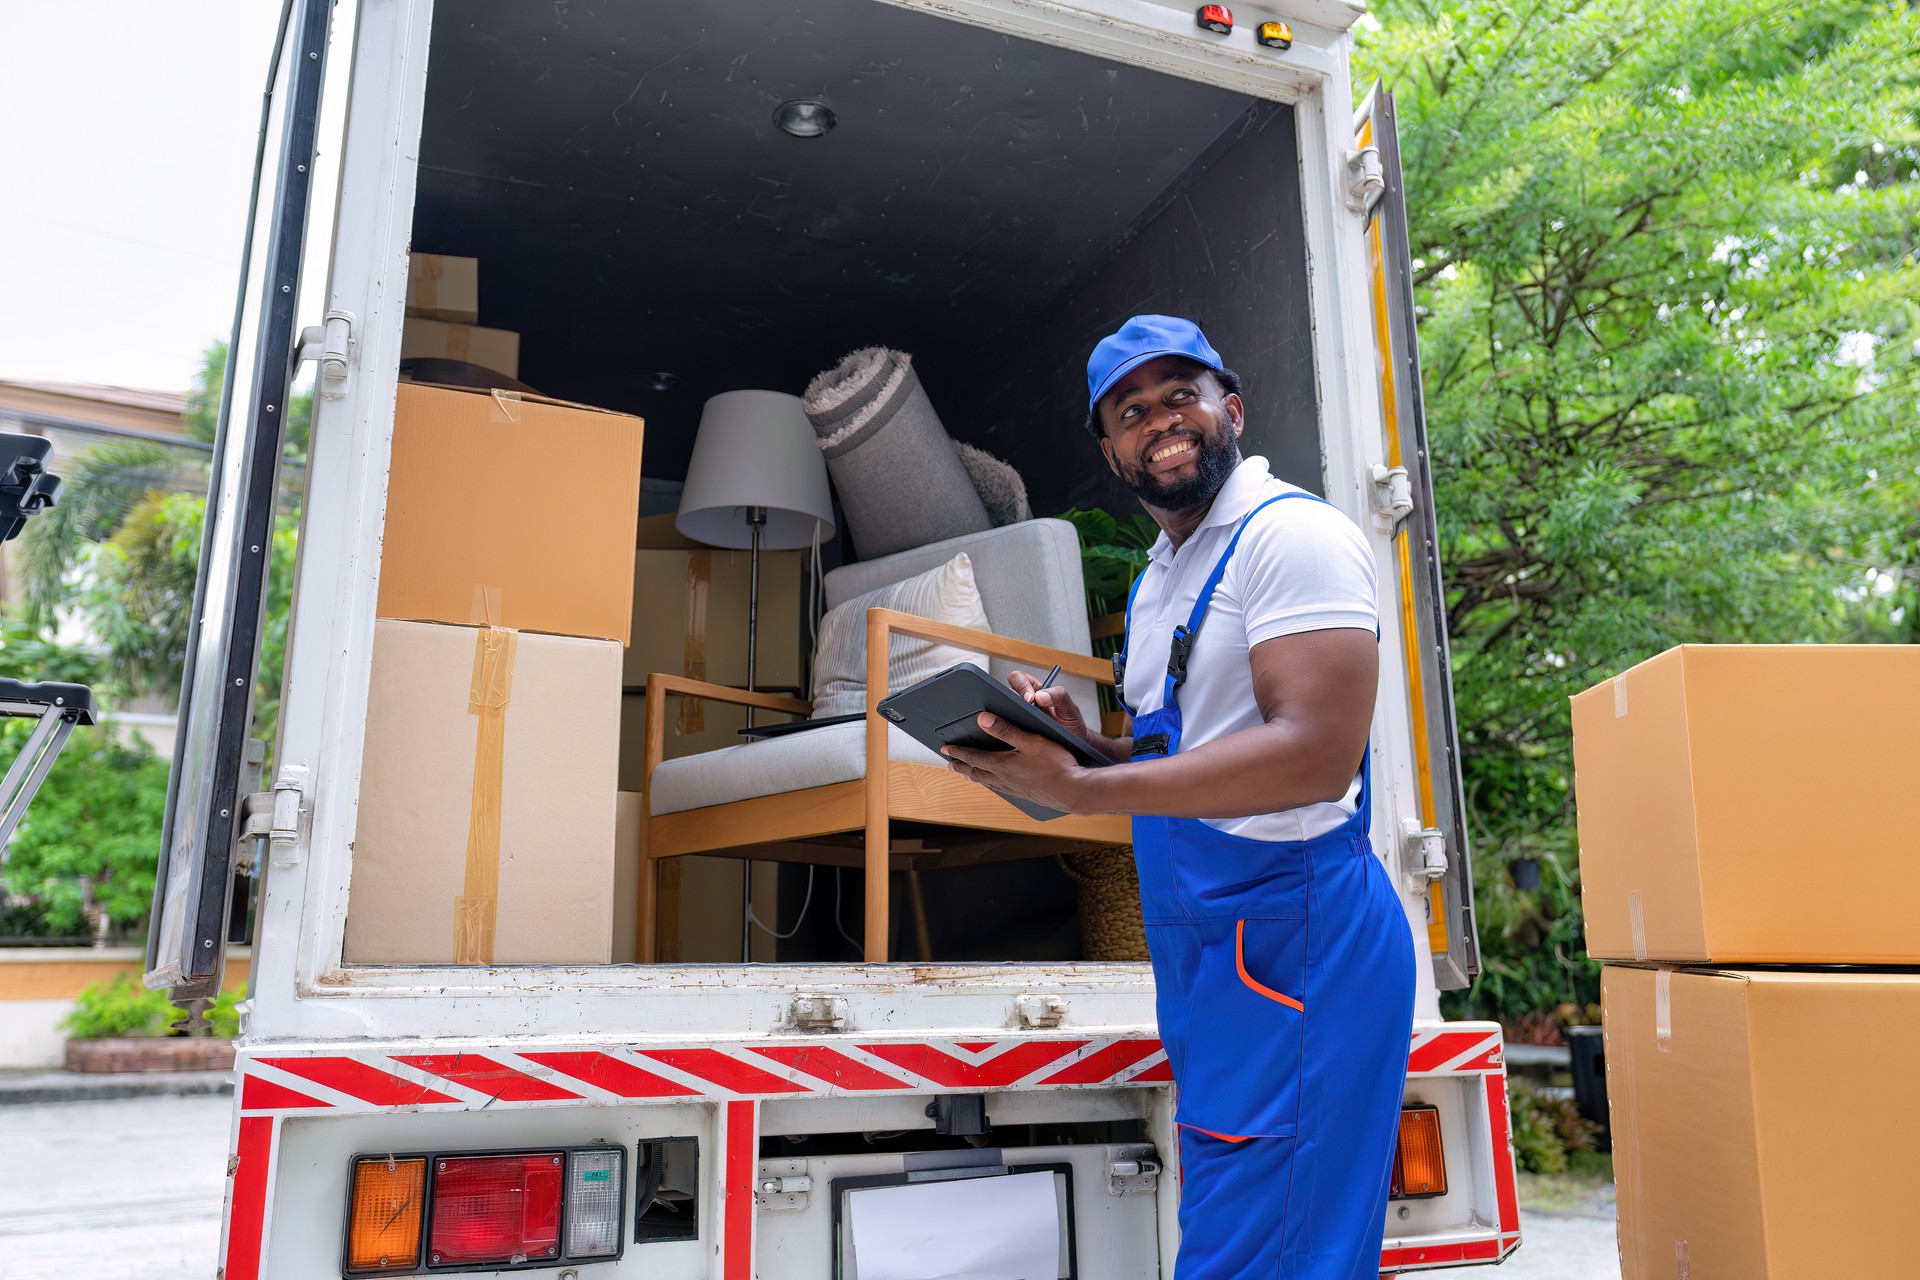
<box><xmin>1229</xmin><ymin>496</ymin><xmax>1378</xmax><ymax>646</ymax></box>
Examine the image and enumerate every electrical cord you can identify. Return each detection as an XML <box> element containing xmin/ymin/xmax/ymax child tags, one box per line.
<box><xmin>747</xmin><ymin>864</ymin><xmax>816</xmax><ymax>940</ymax></box>
<box><xmin>834</xmin><ymin>866</ymin><xmax>863</xmax><ymax>954</ymax></box>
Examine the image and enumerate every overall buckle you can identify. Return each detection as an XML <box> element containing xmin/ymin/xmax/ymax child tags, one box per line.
<box><xmin>1166</xmin><ymin>626</ymin><xmax>1194</xmax><ymax>687</ymax></box>
<box><xmin>1131</xmin><ymin>733</ymin><xmax>1171</xmax><ymax>759</ymax></box>
<box><xmin>1111</xmin><ymin>652</ymin><xmax>1127</xmax><ymax>689</ymax></box>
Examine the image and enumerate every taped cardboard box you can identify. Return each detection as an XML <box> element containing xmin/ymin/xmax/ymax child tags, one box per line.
<box><xmin>345</xmin><ymin>620</ymin><xmax>620</xmax><ymax>965</ymax></box>
<box><xmin>406</xmin><ymin>252</ymin><xmax>480</xmax><ymax>323</ymax></box>
<box><xmin>1573</xmin><ymin>645</ymin><xmax>1920</xmax><ymax>964</ymax></box>
<box><xmin>378</xmin><ymin>382</ymin><xmax>644</xmax><ymax>644</ymax></box>
<box><xmin>400</xmin><ymin>317</ymin><xmax>521</xmax><ymax>378</ymax></box>
<box><xmin>1604</xmin><ymin>964</ymin><xmax>1920</xmax><ymax>1278</ymax></box>
<box><xmin>610</xmin><ymin>793</ymin><xmax>777</xmax><ymax>963</ymax></box>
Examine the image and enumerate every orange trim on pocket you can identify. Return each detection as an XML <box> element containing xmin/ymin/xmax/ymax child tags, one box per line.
<box><xmin>1180</xmin><ymin>1123</ymin><xmax>1255</xmax><ymax>1143</ymax></box>
<box><xmin>1235</xmin><ymin>920</ymin><xmax>1305</xmax><ymax>1012</ymax></box>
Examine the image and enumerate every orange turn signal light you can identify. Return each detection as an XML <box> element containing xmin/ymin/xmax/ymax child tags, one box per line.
<box><xmin>1257</xmin><ymin>21</ymin><xmax>1293</xmax><ymax>49</ymax></box>
<box><xmin>346</xmin><ymin>1155</ymin><xmax>427</xmax><ymax>1273</ymax></box>
<box><xmin>1390</xmin><ymin>1105</ymin><xmax>1448</xmax><ymax>1199</ymax></box>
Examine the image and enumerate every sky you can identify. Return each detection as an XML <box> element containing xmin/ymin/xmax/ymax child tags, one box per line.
<box><xmin>0</xmin><ymin>3</ymin><xmax>299</xmax><ymax>393</ymax></box>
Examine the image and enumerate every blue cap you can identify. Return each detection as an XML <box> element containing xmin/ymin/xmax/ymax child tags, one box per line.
<box><xmin>1086</xmin><ymin>314</ymin><xmax>1223</xmax><ymax>409</ymax></box>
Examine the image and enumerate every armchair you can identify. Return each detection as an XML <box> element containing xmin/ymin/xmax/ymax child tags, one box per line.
<box><xmin>637</xmin><ymin>519</ymin><xmax>1131</xmax><ymax>963</ymax></box>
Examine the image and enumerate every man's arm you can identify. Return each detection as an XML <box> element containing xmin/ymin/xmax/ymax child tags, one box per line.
<box><xmin>947</xmin><ymin>626</ymin><xmax>1377</xmax><ymax>819</ymax></box>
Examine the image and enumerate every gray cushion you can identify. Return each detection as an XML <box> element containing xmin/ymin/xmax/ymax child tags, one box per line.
<box><xmin>649</xmin><ymin>722</ymin><xmax>943</xmax><ymax>816</ymax></box>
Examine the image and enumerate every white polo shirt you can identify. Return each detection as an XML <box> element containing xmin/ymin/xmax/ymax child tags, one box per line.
<box><xmin>1120</xmin><ymin>455</ymin><xmax>1378</xmax><ymax>842</ymax></box>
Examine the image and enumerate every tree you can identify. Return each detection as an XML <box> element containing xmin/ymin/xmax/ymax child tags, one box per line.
<box><xmin>1356</xmin><ymin>0</ymin><xmax>1920</xmax><ymax>1025</ymax></box>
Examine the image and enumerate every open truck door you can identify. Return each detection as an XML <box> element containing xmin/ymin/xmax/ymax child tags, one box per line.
<box><xmin>1356</xmin><ymin>86</ymin><xmax>1481</xmax><ymax>991</ymax></box>
<box><xmin>144</xmin><ymin>0</ymin><xmax>334</xmax><ymax>1008</ymax></box>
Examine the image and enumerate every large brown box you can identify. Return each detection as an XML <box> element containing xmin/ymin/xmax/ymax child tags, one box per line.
<box><xmin>1604</xmin><ymin>964</ymin><xmax>1920</xmax><ymax>1277</ymax></box>
<box><xmin>378</xmin><ymin>383</ymin><xmax>644</xmax><ymax>644</ymax></box>
<box><xmin>345</xmin><ymin>620</ymin><xmax>621</xmax><ymax>965</ymax></box>
<box><xmin>1573</xmin><ymin>645</ymin><xmax>1920</xmax><ymax>964</ymax></box>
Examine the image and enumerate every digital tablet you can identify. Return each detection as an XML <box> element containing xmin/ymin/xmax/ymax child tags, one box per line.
<box><xmin>875</xmin><ymin>662</ymin><xmax>1114</xmax><ymax>821</ymax></box>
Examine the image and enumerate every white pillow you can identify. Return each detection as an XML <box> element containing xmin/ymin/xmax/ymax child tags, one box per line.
<box><xmin>811</xmin><ymin>553</ymin><xmax>992</xmax><ymax>717</ymax></box>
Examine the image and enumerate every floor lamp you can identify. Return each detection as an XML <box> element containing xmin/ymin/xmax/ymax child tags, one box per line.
<box><xmin>675</xmin><ymin>390</ymin><xmax>835</xmax><ymax>961</ymax></box>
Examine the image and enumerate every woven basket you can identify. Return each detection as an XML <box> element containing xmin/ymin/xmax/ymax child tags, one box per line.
<box><xmin>1059</xmin><ymin>848</ymin><xmax>1148</xmax><ymax>961</ymax></box>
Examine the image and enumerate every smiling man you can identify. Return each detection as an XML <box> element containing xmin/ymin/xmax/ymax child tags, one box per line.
<box><xmin>942</xmin><ymin>315</ymin><xmax>1417</xmax><ymax>1279</ymax></box>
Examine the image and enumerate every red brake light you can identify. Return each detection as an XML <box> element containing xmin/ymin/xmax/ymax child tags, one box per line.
<box><xmin>428</xmin><ymin>1153</ymin><xmax>564</xmax><ymax>1266</ymax></box>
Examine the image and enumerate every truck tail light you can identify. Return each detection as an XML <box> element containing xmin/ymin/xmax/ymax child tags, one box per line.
<box><xmin>1195</xmin><ymin>5</ymin><xmax>1234</xmax><ymax>34</ymax></box>
<box><xmin>1390</xmin><ymin>1105</ymin><xmax>1448</xmax><ymax>1199</ymax></box>
<box><xmin>564</xmin><ymin>1148</ymin><xmax>624</xmax><ymax>1258</ymax></box>
<box><xmin>428</xmin><ymin>1153</ymin><xmax>564</xmax><ymax>1266</ymax></box>
<box><xmin>346</xmin><ymin>1156</ymin><xmax>427</xmax><ymax>1272</ymax></box>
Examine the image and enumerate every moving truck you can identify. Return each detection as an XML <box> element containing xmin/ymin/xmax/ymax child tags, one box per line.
<box><xmin>145</xmin><ymin>0</ymin><xmax>1518</xmax><ymax>1274</ymax></box>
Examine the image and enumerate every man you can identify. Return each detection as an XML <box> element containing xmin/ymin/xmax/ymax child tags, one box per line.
<box><xmin>941</xmin><ymin>315</ymin><xmax>1417</xmax><ymax>1279</ymax></box>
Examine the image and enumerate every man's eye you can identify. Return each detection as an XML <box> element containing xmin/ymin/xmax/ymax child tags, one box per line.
<box><xmin>1168</xmin><ymin>388</ymin><xmax>1196</xmax><ymax>403</ymax></box>
<box><xmin>1119</xmin><ymin>404</ymin><xmax>1144</xmax><ymax>419</ymax></box>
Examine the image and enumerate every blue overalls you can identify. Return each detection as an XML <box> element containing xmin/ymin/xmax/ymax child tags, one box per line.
<box><xmin>1117</xmin><ymin>493</ymin><xmax>1416</xmax><ymax>1280</ymax></box>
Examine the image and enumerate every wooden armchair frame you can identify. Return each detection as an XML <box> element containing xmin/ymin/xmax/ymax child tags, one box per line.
<box><xmin>637</xmin><ymin>607</ymin><xmax>1129</xmax><ymax>962</ymax></box>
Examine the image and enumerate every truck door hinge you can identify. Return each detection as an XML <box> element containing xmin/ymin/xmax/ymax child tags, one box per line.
<box><xmin>1015</xmin><ymin>993</ymin><xmax>1065</xmax><ymax>1030</ymax></box>
<box><xmin>786</xmin><ymin>993</ymin><xmax>849</xmax><ymax>1032</ymax></box>
<box><xmin>1106</xmin><ymin>1145</ymin><xmax>1162</xmax><ymax>1196</ymax></box>
<box><xmin>240</xmin><ymin>763</ymin><xmax>309</xmax><ymax>871</ymax></box>
<box><xmin>756</xmin><ymin>1160</ymin><xmax>813</xmax><ymax>1212</ymax></box>
<box><xmin>1368</xmin><ymin>463</ymin><xmax>1414</xmax><ymax>531</ymax></box>
<box><xmin>1401</xmin><ymin>818</ymin><xmax>1448</xmax><ymax>888</ymax></box>
<box><xmin>295</xmin><ymin>309</ymin><xmax>357</xmax><ymax>401</ymax></box>
<box><xmin>1344</xmin><ymin>146</ymin><xmax>1385</xmax><ymax>215</ymax></box>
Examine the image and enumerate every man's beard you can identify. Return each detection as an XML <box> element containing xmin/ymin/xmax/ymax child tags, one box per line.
<box><xmin>1120</xmin><ymin>428</ymin><xmax>1241</xmax><ymax>511</ymax></box>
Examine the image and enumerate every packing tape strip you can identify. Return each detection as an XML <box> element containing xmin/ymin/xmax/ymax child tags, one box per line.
<box><xmin>1629</xmin><ymin>888</ymin><xmax>1647</xmax><ymax>961</ymax></box>
<box><xmin>1654</xmin><ymin>968</ymin><xmax>1673</xmax><ymax>1053</ymax></box>
<box><xmin>1614</xmin><ymin>673</ymin><xmax>1629</xmax><ymax>717</ymax></box>
<box><xmin>1674</xmin><ymin>1239</ymin><xmax>1692</xmax><ymax>1279</ymax></box>
<box><xmin>489</xmin><ymin>388</ymin><xmax>522</xmax><ymax>423</ymax></box>
<box><xmin>445</xmin><ymin>324</ymin><xmax>472</xmax><ymax>362</ymax></box>
<box><xmin>412</xmin><ymin>256</ymin><xmax>442</xmax><ymax>310</ymax></box>
<box><xmin>454</xmin><ymin>590</ymin><xmax>515</xmax><ymax>965</ymax></box>
<box><xmin>679</xmin><ymin>550</ymin><xmax>711</xmax><ymax>735</ymax></box>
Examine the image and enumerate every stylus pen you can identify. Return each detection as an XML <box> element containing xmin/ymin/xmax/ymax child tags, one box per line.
<box><xmin>1032</xmin><ymin>663</ymin><xmax>1062</xmax><ymax>699</ymax></box>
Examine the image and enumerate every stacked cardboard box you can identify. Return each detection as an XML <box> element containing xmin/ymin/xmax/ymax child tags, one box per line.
<box><xmin>344</xmin><ymin>382</ymin><xmax>644</xmax><ymax>965</ymax></box>
<box><xmin>1573</xmin><ymin>645</ymin><xmax>1920</xmax><ymax>1277</ymax></box>
<box><xmin>400</xmin><ymin>252</ymin><xmax>522</xmax><ymax>378</ymax></box>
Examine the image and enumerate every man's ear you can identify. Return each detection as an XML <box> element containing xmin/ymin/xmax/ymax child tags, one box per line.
<box><xmin>1224</xmin><ymin>392</ymin><xmax>1245</xmax><ymax>440</ymax></box>
<box><xmin>1099</xmin><ymin>431</ymin><xmax>1120</xmax><ymax>477</ymax></box>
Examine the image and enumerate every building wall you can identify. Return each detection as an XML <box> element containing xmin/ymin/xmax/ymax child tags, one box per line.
<box><xmin>0</xmin><ymin>946</ymin><xmax>251</xmax><ymax>1067</ymax></box>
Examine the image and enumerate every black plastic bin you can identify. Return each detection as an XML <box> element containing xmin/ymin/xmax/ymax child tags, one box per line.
<box><xmin>1564</xmin><ymin>1024</ymin><xmax>1610</xmax><ymax>1151</ymax></box>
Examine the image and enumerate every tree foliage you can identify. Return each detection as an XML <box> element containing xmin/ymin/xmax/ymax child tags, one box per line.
<box><xmin>1358</xmin><ymin>0</ymin><xmax>1920</xmax><ymax>1022</ymax></box>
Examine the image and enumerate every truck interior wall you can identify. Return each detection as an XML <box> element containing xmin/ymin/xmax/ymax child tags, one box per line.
<box><xmin>970</xmin><ymin>102</ymin><xmax>1324</xmax><ymax>511</ymax></box>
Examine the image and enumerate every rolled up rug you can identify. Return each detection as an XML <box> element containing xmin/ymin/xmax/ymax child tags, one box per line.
<box><xmin>803</xmin><ymin>347</ymin><xmax>992</xmax><ymax>558</ymax></box>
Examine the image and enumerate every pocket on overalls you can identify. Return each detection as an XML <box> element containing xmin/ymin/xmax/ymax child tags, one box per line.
<box><xmin>1178</xmin><ymin>917</ymin><xmax>1308</xmax><ymax>1139</ymax></box>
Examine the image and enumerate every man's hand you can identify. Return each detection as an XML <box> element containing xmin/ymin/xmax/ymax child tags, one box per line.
<box><xmin>1007</xmin><ymin>669</ymin><xmax>1127</xmax><ymax>762</ymax></box>
<box><xmin>943</xmin><ymin>713</ymin><xmax>1100</xmax><ymax>814</ymax></box>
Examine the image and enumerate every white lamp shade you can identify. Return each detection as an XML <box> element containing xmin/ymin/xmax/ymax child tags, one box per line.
<box><xmin>675</xmin><ymin>390</ymin><xmax>836</xmax><ymax>550</ymax></box>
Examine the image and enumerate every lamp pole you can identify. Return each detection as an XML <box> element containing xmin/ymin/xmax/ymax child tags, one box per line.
<box><xmin>742</xmin><ymin>505</ymin><xmax>767</xmax><ymax>961</ymax></box>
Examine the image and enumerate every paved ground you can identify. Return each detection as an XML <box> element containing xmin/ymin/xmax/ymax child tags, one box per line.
<box><xmin>1460</xmin><ymin>1210</ymin><xmax>1621</xmax><ymax>1278</ymax></box>
<box><xmin>2</xmin><ymin>1093</ymin><xmax>1622</xmax><ymax>1278</ymax></box>
<box><xmin>1</xmin><ymin>1094</ymin><xmax>228</xmax><ymax>1279</ymax></box>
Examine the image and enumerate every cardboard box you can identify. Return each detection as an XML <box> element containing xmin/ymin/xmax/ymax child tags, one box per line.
<box><xmin>1604</xmin><ymin>964</ymin><xmax>1920</xmax><ymax>1277</ymax></box>
<box><xmin>400</xmin><ymin>317</ymin><xmax>520</xmax><ymax>378</ymax></box>
<box><xmin>406</xmin><ymin>252</ymin><xmax>480</xmax><ymax>323</ymax></box>
<box><xmin>1573</xmin><ymin>645</ymin><xmax>1920</xmax><ymax>964</ymax></box>
<box><xmin>378</xmin><ymin>383</ymin><xmax>644</xmax><ymax>644</ymax></box>
<box><xmin>612</xmin><ymin>791</ymin><xmax>778</xmax><ymax>963</ymax></box>
<box><xmin>346</xmin><ymin>620</ymin><xmax>621</xmax><ymax>965</ymax></box>
<box><xmin>625</xmin><ymin>548</ymin><xmax>802</xmax><ymax>690</ymax></box>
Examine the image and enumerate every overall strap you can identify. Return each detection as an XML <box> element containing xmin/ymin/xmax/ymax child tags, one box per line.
<box><xmin>1160</xmin><ymin>491</ymin><xmax>1322</xmax><ymax>710</ymax></box>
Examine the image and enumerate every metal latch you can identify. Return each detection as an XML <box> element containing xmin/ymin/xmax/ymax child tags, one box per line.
<box><xmin>239</xmin><ymin>763</ymin><xmax>309</xmax><ymax>870</ymax></box>
<box><xmin>1106</xmin><ymin>1145</ymin><xmax>1162</xmax><ymax>1196</ymax></box>
<box><xmin>757</xmin><ymin>1159</ymin><xmax>812</xmax><ymax>1212</ymax></box>
<box><xmin>787</xmin><ymin>994</ymin><xmax>849</xmax><ymax>1032</ymax></box>
<box><xmin>1368</xmin><ymin>463</ymin><xmax>1414</xmax><ymax>530</ymax></box>
<box><xmin>1015</xmin><ymin>994</ymin><xmax>1065</xmax><ymax>1030</ymax></box>
<box><xmin>1345</xmin><ymin>145</ymin><xmax>1385</xmax><ymax>214</ymax></box>
<box><xmin>1402</xmin><ymin>818</ymin><xmax>1447</xmax><ymax>887</ymax></box>
<box><xmin>294</xmin><ymin>309</ymin><xmax>357</xmax><ymax>400</ymax></box>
